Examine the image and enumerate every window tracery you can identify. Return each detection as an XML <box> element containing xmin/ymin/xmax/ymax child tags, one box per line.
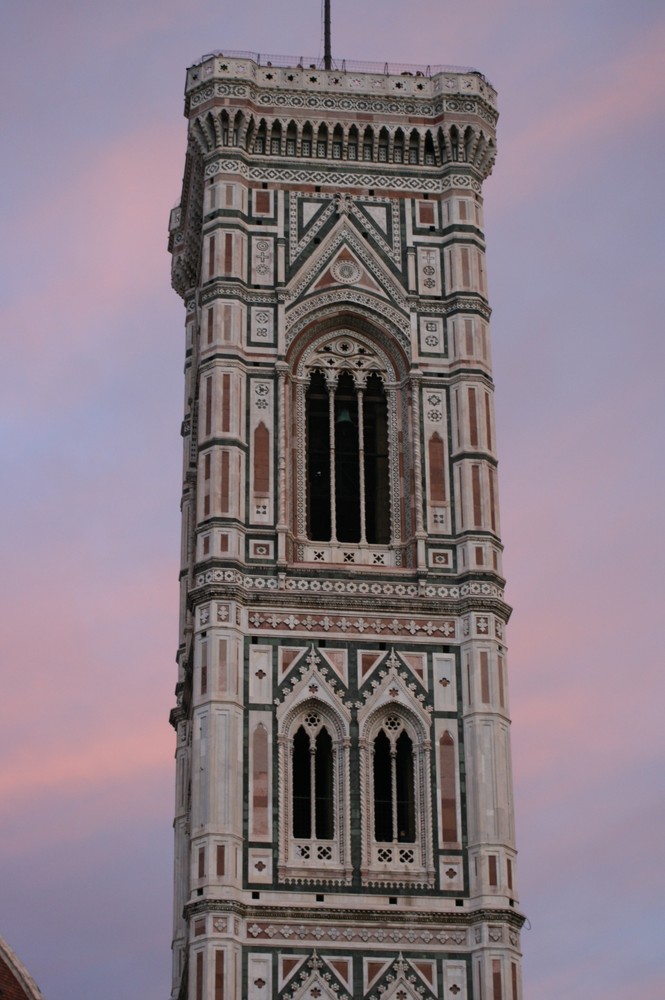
<box><xmin>277</xmin><ymin>699</ymin><xmax>351</xmax><ymax>884</ymax></box>
<box><xmin>292</xmin><ymin>715</ymin><xmax>334</xmax><ymax>842</ymax></box>
<box><xmin>293</xmin><ymin>330</ymin><xmax>403</xmax><ymax>565</ymax></box>
<box><xmin>360</xmin><ymin>705</ymin><xmax>434</xmax><ymax>887</ymax></box>
<box><xmin>373</xmin><ymin>722</ymin><xmax>416</xmax><ymax>844</ymax></box>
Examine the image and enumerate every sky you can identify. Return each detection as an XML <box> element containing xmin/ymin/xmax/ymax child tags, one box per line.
<box><xmin>1</xmin><ymin>1</ymin><xmax>664</xmax><ymax>998</ymax></box>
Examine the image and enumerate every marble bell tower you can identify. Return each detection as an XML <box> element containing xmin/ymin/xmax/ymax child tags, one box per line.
<box><xmin>168</xmin><ymin>48</ymin><xmax>524</xmax><ymax>1000</ymax></box>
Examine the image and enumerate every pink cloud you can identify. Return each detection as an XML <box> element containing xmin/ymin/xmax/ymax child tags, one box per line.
<box><xmin>0</xmin><ymin>724</ymin><xmax>171</xmax><ymax>803</ymax></box>
<box><xmin>0</xmin><ymin>121</ymin><xmax>184</xmax><ymax>409</ymax></box>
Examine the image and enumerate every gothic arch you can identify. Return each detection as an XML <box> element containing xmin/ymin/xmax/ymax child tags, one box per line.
<box><xmin>280</xmin><ymin>693</ymin><xmax>347</xmax><ymax>744</ymax></box>
<box><xmin>285</xmin><ymin>318</ymin><xmax>412</xmax><ymax>565</ymax></box>
<box><xmin>277</xmin><ymin>697</ymin><xmax>352</xmax><ymax>884</ymax></box>
<box><xmin>358</xmin><ymin>701</ymin><xmax>434</xmax><ymax>887</ymax></box>
<box><xmin>187</xmin><ymin>107</ymin><xmax>492</xmax><ymax>170</ymax></box>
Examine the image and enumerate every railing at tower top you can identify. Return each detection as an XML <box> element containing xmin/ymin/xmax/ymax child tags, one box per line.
<box><xmin>194</xmin><ymin>49</ymin><xmax>488</xmax><ymax>83</ymax></box>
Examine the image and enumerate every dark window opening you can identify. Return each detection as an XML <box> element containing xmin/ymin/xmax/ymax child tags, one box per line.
<box><xmin>306</xmin><ymin>370</ymin><xmax>389</xmax><ymax>544</ymax></box>
<box><xmin>395</xmin><ymin>730</ymin><xmax>415</xmax><ymax>842</ymax></box>
<box><xmin>292</xmin><ymin>726</ymin><xmax>311</xmax><ymax>838</ymax></box>
<box><xmin>373</xmin><ymin>730</ymin><xmax>393</xmax><ymax>841</ymax></box>
<box><xmin>363</xmin><ymin>374</ymin><xmax>390</xmax><ymax>544</ymax></box>
<box><xmin>315</xmin><ymin>728</ymin><xmax>334</xmax><ymax>838</ymax></box>
<box><xmin>334</xmin><ymin>373</ymin><xmax>360</xmax><ymax>542</ymax></box>
<box><xmin>373</xmin><ymin>726</ymin><xmax>415</xmax><ymax>844</ymax></box>
<box><xmin>292</xmin><ymin>721</ymin><xmax>334</xmax><ymax>842</ymax></box>
<box><xmin>306</xmin><ymin>372</ymin><xmax>331</xmax><ymax>541</ymax></box>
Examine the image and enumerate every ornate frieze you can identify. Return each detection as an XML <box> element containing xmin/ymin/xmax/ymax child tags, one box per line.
<box><xmin>193</xmin><ymin>567</ymin><xmax>504</xmax><ymax>601</ymax></box>
<box><xmin>246</xmin><ymin>921</ymin><xmax>469</xmax><ymax>947</ymax></box>
<box><xmin>288</xmin><ymin>192</ymin><xmax>402</xmax><ymax>267</ymax></box>
<box><xmin>246</xmin><ymin>610</ymin><xmax>457</xmax><ymax>640</ymax></box>
<box><xmin>204</xmin><ymin>160</ymin><xmax>474</xmax><ymax>193</ymax></box>
<box><xmin>286</xmin><ymin>292</ymin><xmax>411</xmax><ymax>348</ymax></box>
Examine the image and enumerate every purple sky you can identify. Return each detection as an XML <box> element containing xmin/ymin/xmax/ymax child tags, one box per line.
<box><xmin>1</xmin><ymin>2</ymin><xmax>664</xmax><ymax>998</ymax></box>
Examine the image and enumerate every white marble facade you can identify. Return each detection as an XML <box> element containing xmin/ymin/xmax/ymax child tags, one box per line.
<box><xmin>168</xmin><ymin>52</ymin><xmax>523</xmax><ymax>1000</ymax></box>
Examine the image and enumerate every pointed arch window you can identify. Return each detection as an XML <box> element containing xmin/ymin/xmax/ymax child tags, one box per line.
<box><xmin>278</xmin><ymin>702</ymin><xmax>351</xmax><ymax>882</ymax></box>
<box><xmin>232</xmin><ymin>111</ymin><xmax>243</xmax><ymax>147</ymax></box>
<box><xmin>332</xmin><ymin>124</ymin><xmax>343</xmax><ymax>159</ymax></box>
<box><xmin>295</xmin><ymin>331</ymin><xmax>404</xmax><ymax>566</ymax></box>
<box><xmin>316</xmin><ymin>124</ymin><xmax>328</xmax><ymax>158</ymax></box>
<box><xmin>306</xmin><ymin>370</ymin><xmax>390</xmax><ymax>545</ymax></box>
<box><xmin>373</xmin><ymin>726</ymin><xmax>415</xmax><ymax>843</ymax></box>
<box><xmin>359</xmin><ymin>705</ymin><xmax>434</xmax><ymax>885</ymax></box>
<box><xmin>286</xmin><ymin>120</ymin><xmax>297</xmax><ymax>156</ymax></box>
<box><xmin>347</xmin><ymin>125</ymin><xmax>358</xmax><ymax>160</ymax></box>
<box><xmin>221</xmin><ymin>110</ymin><xmax>230</xmax><ymax>146</ymax></box>
<box><xmin>254</xmin><ymin>121</ymin><xmax>267</xmax><ymax>154</ymax></box>
<box><xmin>292</xmin><ymin>721</ymin><xmax>334</xmax><ymax>840</ymax></box>
<box><xmin>270</xmin><ymin>121</ymin><xmax>282</xmax><ymax>155</ymax></box>
<box><xmin>408</xmin><ymin>129</ymin><xmax>420</xmax><ymax>164</ymax></box>
<box><xmin>378</xmin><ymin>127</ymin><xmax>389</xmax><ymax>162</ymax></box>
<box><xmin>362</xmin><ymin>126</ymin><xmax>374</xmax><ymax>161</ymax></box>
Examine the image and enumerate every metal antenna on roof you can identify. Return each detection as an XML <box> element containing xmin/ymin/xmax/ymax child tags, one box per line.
<box><xmin>324</xmin><ymin>0</ymin><xmax>332</xmax><ymax>69</ymax></box>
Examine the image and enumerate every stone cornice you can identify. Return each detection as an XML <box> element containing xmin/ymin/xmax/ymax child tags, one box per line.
<box><xmin>200</xmin><ymin>153</ymin><xmax>487</xmax><ymax>191</ymax></box>
<box><xmin>184</xmin><ymin>54</ymin><xmax>498</xmax><ymax>127</ymax></box>
<box><xmin>187</xmin><ymin>578</ymin><xmax>512</xmax><ymax>624</ymax></box>
<box><xmin>184</xmin><ymin>896</ymin><xmax>525</xmax><ymax>930</ymax></box>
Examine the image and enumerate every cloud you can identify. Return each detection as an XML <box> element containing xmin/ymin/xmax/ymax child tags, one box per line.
<box><xmin>0</xmin><ymin>724</ymin><xmax>170</xmax><ymax>804</ymax></box>
<box><xmin>0</xmin><ymin>121</ymin><xmax>184</xmax><ymax>411</ymax></box>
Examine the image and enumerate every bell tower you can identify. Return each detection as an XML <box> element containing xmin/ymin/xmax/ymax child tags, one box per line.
<box><xmin>168</xmin><ymin>51</ymin><xmax>524</xmax><ymax>1000</ymax></box>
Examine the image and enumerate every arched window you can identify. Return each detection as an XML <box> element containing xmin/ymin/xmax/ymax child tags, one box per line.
<box><xmin>301</xmin><ymin>122</ymin><xmax>313</xmax><ymax>157</ymax></box>
<box><xmin>254</xmin><ymin>120</ymin><xmax>267</xmax><ymax>154</ymax></box>
<box><xmin>450</xmin><ymin>125</ymin><xmax>460</xmax><ymax>161</ymax></box>
<box><xmin>347</xmin><ymin>125</ymin><xmax>359</xmax><ymax>160</ymax></box>
<box><xmin>408</xmin><ymin>128</ymin><xmax>420</xmax><ymax>164</ymax></box>
<box><xmin>270</xmin><ymin>120</ymin><xmax>282</xmax><ymax>155</ymax></box>
<box><xmin>292</xmin><ymin>721</ymin><xmax>334</xmax><ymax>840</ymax></box>
<box><xmin>286</xmin><ymin>120</ymin><xmax>297</xmax><ymax>156</ymax></box>
<box><xmin>378</xmin><ymin>127</ymin><xmax>389</xmax><ymax>162</ymax></box>
<box><xmin>294</xmin><ymin>329</ymin><xmax>405</xmax><ymax>566</ymax></box>
<box><xmin>464</xmin><ymin>125</ymin><xmax>475</xmax><ymax>163</ymax></box>
<box><xmin>232</xmin><ymin>111</ymin><xmax>243</xmax><ymax>147</ymax></box>
<box><xmin>316</xmin><ymin>123</ymin><xmax>328</xmax><ymax>158</ymax></box>
<box><xmin>362</xmin><ymin>126</ymin><xmax>374</xmax><ymax>161</ymax></box>
<box><xmin>373</xmin><ymin>718</ymin><xmax>415</xmax><ymax>843</ymax></box>
<box><xmin>359</xmin><ymin>703</ymin><xmax>434</xmax><ymax>886</ymax></box>
<box><xmin>332</xmin><ymin>124</ymin><xmax>343</xmax><ymax>159</ymax></box>
<box><xmin>393</xmin><ymin>128</ymin><xmax>405</xmax><ymax>163</ymax></box>
<box><xmin>305</xmin><ymin>365</ymin><xmax>390</xmax><ymax>544</ymax></box>
<box><xmin>278</xmin><ymin>700</ymin><xmax>351</xmax><ymax>881</ymax></box>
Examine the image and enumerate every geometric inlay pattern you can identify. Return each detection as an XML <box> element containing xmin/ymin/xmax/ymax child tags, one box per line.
<box><xmin>249</xmin><ymin>611</ymin><xmax>457</xmax><ymax>639</ymax></box>
<box><xmin>195</xmin><ymin>568</ymin><xmax>505</xmax><ymax>602</ymax></box>
<box><xmin>247</xmin><ymin>923</ymin><xmax>468</xmax><ymax>947</ymax></box>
